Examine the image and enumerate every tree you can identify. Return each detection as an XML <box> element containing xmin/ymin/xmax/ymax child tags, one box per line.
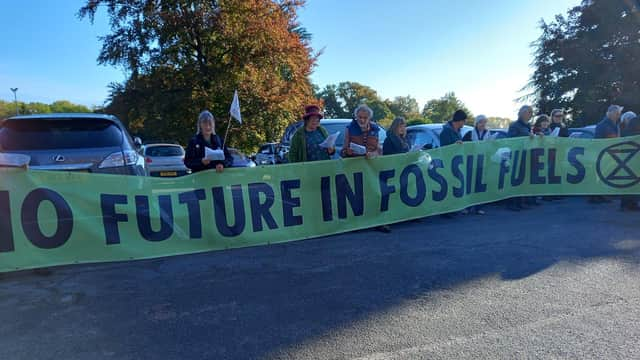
<box><xmin>0</xmin><ymin>99</ymin><xmax>90</xmax><ymax>119</ymax></box>
<box><xmin>421</xmin><ymin>92</ymin><xmax>473</xmax><ymax>124</ymax></box>
<box><xmin>80</xmin><ymin>0</ymin><xmax>318</xmax><ymax>151</ymax></box>
<box><xmin>315</xmin><ymin>82</ymin><xmax>394</xmax><ymax>125</ymax></box>
<box><xmin>526</xmin><ymin>0</ymin><xmax>640</xmax><ymax>126</ymax></box>
<box><xmin>386</xmin><ymin>95</ymin><xmax>420</xmax><ymax>119</ymax></box>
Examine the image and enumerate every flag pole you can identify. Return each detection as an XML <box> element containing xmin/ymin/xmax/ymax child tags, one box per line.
<box><xmin>223</xmin><ymin>115</ymin><xmax>233</xmax><ymax>147</ymax></box>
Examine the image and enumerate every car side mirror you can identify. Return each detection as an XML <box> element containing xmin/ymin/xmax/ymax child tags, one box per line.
<box><xmin>133</xmin><ymin>137</ymin><xmax>143</xmax><ymax>148</ymax></box>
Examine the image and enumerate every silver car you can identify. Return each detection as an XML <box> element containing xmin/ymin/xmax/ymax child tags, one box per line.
<box><xmin>406</xmin><ymin>123</ymin><xmax>473</xmax><ymax>149</ymax></box>
<box><xmin>0</xmin><ymin>113</ymin><xmax>145</xmax><ymax>175</ymax></box>
<box><xmin>141</xmin><ymin>143</ymin><xmax>190</xmax><ymax>177</ymax></box>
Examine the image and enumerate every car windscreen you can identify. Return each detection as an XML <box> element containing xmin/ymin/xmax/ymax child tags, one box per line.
<box><xmin>146</xmin><ymin>146</ymin><xmax>183</xmax><ymax>157</ymax></box>
<box><xmin>406</xmin><ymin>129</ymin><xmax>437</xmax><ymax>147</ymax></box>
<box><xmin>0</xmin><ymin>119</ymin><xmax>123</xmax><ymax>150</ymax></box>
<box><xmin>321</xmin><ymin>123</ymin><xmax>348</xmax><ymax>147</ymax></box>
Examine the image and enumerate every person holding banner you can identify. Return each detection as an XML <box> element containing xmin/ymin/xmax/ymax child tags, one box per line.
<box><xmin>440</xmin><ymin>110</ymin><xmax>467</xmax><ymax>147</ymax></box>
<box><xmin>550</xmin><ymin>109</ymin><xmax>569</xmax><ymax>137</ymax></box>
<box><xmin>590</xmin><ymin>105</ymin><xmax>623</xmax><ymax>204</ymax></box>
<box><xmin>619</xmin><ymin>113</ymin><xmax>640</xmax><ymax>211</ymax></box>
<box><xmin>288</xmin><ymin>105</ymin><xmax>335</xmax><ymax>163</ymax></box>
<box><xmin>462</xmin><ymin>115</ymin><xmax>491</xmax><ymax>214</ymax></box>
<box><xmin>533</xmin><ymin>114</ymin><xmax>552</xmax><ymax>136</ymax></box>
<box><xmin>506</xmin><ymin>105</ymin><xmax>538</xmax><ymax>211</ymax></box>
<box><xmin>341</xmin><ymin>104</ymin><xmax>383</xmax><ymax>159</ymax></box>
<box><xmin>342</xmin><ymin>104</ymin><xmax>390</xmax><ymax>233</ymax></box>
<box><xmin>383</xmin><ymin>117</ymin><xmax>409</xmax><ymax>155</ymax></box>
<box><xmin>184</xmin><ymin>110</ymin><xmax>233</xmax><ymax>173</ymax></box>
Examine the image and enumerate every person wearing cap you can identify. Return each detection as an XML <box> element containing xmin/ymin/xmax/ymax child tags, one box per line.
<box><xmin>342</xmin><ymin>104</ymin><xmax>383</xmax><ymax>159</ymax></box>
<box><xmin>590</xmin><ymin>105</ymin><xmax>623</xmax><ymax>204</ymax></box>
<box><xmin>383</xmin><ymin>117</ymin><xmax>410</xmax><ymax>155</ymax></box>
<box><xmin>550</xmin><ymin>109</ymin><xmax>569</xmax><ymax>137</ymax></box>
<box><xmin>462</xmin><ymin>114</ymin><xmax>490</xmax><ymax>142</ymax></box>
<box><xmin>595</xmin><ymin>105</ymin><xmax>622</xmax><ymax>139</ymax></box>
<box><xmin>440</xmin><ymin>110</ymin><xmax>468</xmax><ymax>147</ymax></box>
<box><xmin>288</xmin><ymin>105</ymin><xmax>335</xmax><ymax>163</ymax></box>
<box><xmin>184</xmin><ymin>110</ymin><xmax>233</xmax><ymax>173</ymax></box>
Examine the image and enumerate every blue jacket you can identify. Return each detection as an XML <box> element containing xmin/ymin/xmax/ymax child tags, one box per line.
<box><xmin>439</xmin><ymin>122</ymin><xmax>462</xmax><ymax>147</ymax></box>
<box><xmin>508</xmin><ymin>119</ymin><xmax>532</xmax><ymax>138</ymax></box>
<box><xmin>594</xmin><ymin>116</ymin><xmax>619</xmax><ymax>139</ymax></box>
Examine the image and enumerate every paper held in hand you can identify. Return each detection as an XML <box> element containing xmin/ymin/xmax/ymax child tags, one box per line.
<box><xmin>549</xmin><ymin>127</ymin><xmax>561</xmax><ymax>137</ymax></box>
<box><xmin>410</xmin><ymin>143</ymin><xmax>425</xmax><ymax>152</ymax></box>
<box><xmin>349</xmin><ymin>143</ymin><xmax>367</xmax><ymax>155</ymax></box>
<box><xmin>319</xmin><ymin>132</ymin><xmax>340</xmax><ymax>149</ymax></box>
<box><xmin>205</xmin><ymin>147</ymin><xmax>226</xmax><ymax>161</ymax></box>
<box><xmin>0</xmin><ymin>153</ymin><xmax>30</xmax><ymax>168</ymax></box>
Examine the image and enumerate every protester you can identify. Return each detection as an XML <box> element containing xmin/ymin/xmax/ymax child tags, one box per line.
<box><xmin>619</xmin><ymin>114</ymin><xmax>640</xmax><ymax>211</ymax></box>
<box><xmin>620</xmin><ymin>111</ymin><xmax>637</xmax><ymax>134</ymax></box>
<box><xmin>440</xmin><ymin>110</ymin><xmax>467</xmax><ymax>147</ymax></box>
<box><xmin>288</xmin><ymin>105</ymin><xmax>335</xmax><ymax>163</ymax></box>
<box><xmin>590</xmin><ymin>105</ymin><xmax>623</xmax><ymax>204</ymax></box>
<box><xmin>550</xmin><ymin>109</ymin><xmax>569</xmax><ymax>137</ymax></box>
<box><xmin>461</xmin><ymin>115</ymin><xmax>491</xmax><ymax>214</ymax></box>
<box><xmin>342</xmin><ymin>104</ymin><xmax>383</xmax><ymax>158</ymax></box>
<box><xmin>462</xmin><ymin>114</ymin><xmax>490</xmax><ymax>142</ymax></box>
<box><xmin>342</xmin><ymin>104</ymin><xmax>389</xmax><ymax>232</ymax></box>
<box><xmin>383</xmin><ymin>117</ymin><xmax>409</xmax><ymax>155</ymax></box>
<box><xmin>506</xmin><ymin>105</ymin><xmax>539</xmax><ymax>211</ymax></box>
<box><xmin>184</xmin><ymin>110</ymin><xmax>233</xmax><ymax>173</ymax></box>
<box><xmin>533</xmin><ymin>114</ymin><xmax>552</xmax><ymax>136</ymax></box>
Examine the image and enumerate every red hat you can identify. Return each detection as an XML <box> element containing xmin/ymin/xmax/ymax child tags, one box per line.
<box><xmin>303</xmin><ymin>105</ymin><xmax>324</xmax><ymax>121</ymax></box>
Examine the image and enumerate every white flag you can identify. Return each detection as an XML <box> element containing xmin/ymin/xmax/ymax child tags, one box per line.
<box><xmin>230</xmin><ymin>90</ymin><xmax>242</xmax><ymax>124</ymax></box>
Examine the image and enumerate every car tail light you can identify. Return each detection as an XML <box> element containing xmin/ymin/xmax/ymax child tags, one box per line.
<box><xmin>99</xmin><ymin>150</ymin><xmax>139</xmax><ymax>168</ymax></box>
<box><xmin>146</xmin><ymin>157</ymin><xmax>152</xmax><ymax>163</ymax></box>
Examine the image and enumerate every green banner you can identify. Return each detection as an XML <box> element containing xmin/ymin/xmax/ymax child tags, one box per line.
<box><xmin>1</xmin><ymin>136</ymin><xmax>639</xmax><ymax>272</ymax></box>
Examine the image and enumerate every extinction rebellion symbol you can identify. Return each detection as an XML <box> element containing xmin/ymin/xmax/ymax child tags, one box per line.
<box><xmin>596</xmin><ymin>141</ymin><xmax>640</xmax><ymax>189</ymax></box>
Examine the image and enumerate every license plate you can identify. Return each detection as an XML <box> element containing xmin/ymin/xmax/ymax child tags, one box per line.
<box><xmin>159</xmin><ymin>171</ymin><xmax>177</xmax><ymax>177</ymax></box>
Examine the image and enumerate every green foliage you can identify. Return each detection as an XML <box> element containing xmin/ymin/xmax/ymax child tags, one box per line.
<box><xmin>526</xmin><ymin>0</ymin><xmax>640</xmax><ymax>126</ymax></box>
<box><xmin>407</xmin><ymin>118</ymin><xmax>431</xmax><ymax>126</ymax></box>
<box><xmin>485</xmin><ymin>117</ymin><xmax>512</xmax><ymax>129</ymax></box>
<box><xmin>80</xmin><ymin>0</ymin><xmax>317</xmax><ymax>152</ymax></box>
<box><xmin>315</xmin><ymin>82</ymin><xmax>394</xmax><ymax>124</ymax></box>
<box><xmin>386</xmin><ymin>95</ymin><xmax>420</xmax><ymax>119</ymax></box>
<box><xmin>0</xmin><ymin>99</ymin><xmax>91</xmax><ymax>119</ymax></box>
<box><xmin>421</xmin><ymin>92</ymin><xmax>473</xmax><ymax>124</ymax></box>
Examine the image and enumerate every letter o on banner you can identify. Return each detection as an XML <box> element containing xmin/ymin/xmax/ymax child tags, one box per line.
<box><xmin>21</xmin><ymin>188</ymin><xmax>74</xmax><ymax>249</ymax></box>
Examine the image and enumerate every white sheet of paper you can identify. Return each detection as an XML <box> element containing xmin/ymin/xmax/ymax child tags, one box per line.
<box><xmin>410</xmin><ymin>143</ymin><xmax>425</xmax><ymax>152</ymax></box>
<box><xmin>349</xmin><ymin>143</ymin><xmax>367</xmax><ymax>155</ymax></box>
<box><xmin>204</xmin><ymin>147</ymin><xmax>225</xmax><ymax>161</ymax></box>
<box><xmin>486</xmin><ymin>132</ymin><xmax>499</xmax><ymax>140</ymax></box>
<box><xmin>319</xmin><ymin>132</ymin><xmax>339</xmax><ymax>149</ymax></box>
<box><xmin>549</xmin><ymin>127</ymin><xmax>560</xmax><ymax>137</ymax></box>
<box><xmin>0</xmin><ymin>153</ymin><xmax>30</xmax><ymax>168</ymax></box>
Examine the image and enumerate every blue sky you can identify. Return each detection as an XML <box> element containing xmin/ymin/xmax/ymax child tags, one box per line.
<box><xmin>1</xmin><ymin>0</ymin><xmax>580</xmax><ymax>118</ymax></box>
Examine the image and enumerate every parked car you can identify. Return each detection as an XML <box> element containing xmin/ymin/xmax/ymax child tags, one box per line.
<box><xmin>568</xmin><ymin>125</ymin><xmax>596</xmax><ymax>139</ymax></box>
<box><xmin>229</xmin><ymin>148</ymin><xmax>256</xmax><ymax>168</ymax></box>
<box><xmin>141</xmin><ymin>143</ymin><xmax>190</xmax><ymax>177</ymax></box>
<box><xmin>255</xmin><ymin>142</ymin><xmax>283</xmax><ymax>165</ymax></box>
<box><xmin>489</xmin><ymin>128</ymin><xmax>509</xmax><ymax>139</ymax></box>
<box><xmin>406</xmin><ymin>124</ymin><xmax>473</xmax><ymax>149</ymax></box>
<box><xmin>0</xmin><ymin>113</ymin><xmax>145</xmax><ymax>175</ymax></box>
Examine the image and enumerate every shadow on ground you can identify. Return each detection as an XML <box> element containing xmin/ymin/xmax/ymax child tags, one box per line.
<box><xmin>0</xmin><ymin>198</ymin><xmax>638</xmax><ymax>359</ymax></box>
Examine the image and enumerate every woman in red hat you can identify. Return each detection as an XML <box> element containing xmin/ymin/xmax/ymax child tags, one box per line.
<box><xmin>288</xmin><ymin>105</ymin><xmax>335</xmax><ymax>163</ymax></box>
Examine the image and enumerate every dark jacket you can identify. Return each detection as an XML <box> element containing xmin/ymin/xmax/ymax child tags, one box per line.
<box><xmin>621</xmin><ymin>116</ymin><xmax>640</xmax><ymax>137</ymax></box>
<box><xmin>383</xmin><ymin>133</ymin><xmax>409</xmax><ymax>155</ymax></box>
<box><xmin>549</xmin><ymin>122</ymin><xmax>569</xmax><ymax>137</ymax></box>
<box><xmin>184</xmin><ymin>133</ymin><xmax>233</xmax><ymax>173</ymax></box>
<box><xmin>341</xmin><ymin>120</ymin><xmax>382</xmax><ymax>157</ymax></box>
<box><xmin>439</xmin><ymin>122</ymin><xmax>462</xmax><ymax>147</ymax></box>
<box><xmin>507</xmin><ymin>118</ymin><xmax>532</xmax><ymax>138</ymax></box>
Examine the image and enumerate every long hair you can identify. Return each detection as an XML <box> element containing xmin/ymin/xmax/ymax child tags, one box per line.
<box><xmin>534</xmin><ymin>114</ymin><xmax>550</xmax><ymax>128</ymax></box>
<box><xmin>196</xmin><ymin>110</ymin><xmax>216</xmax><ymax>135</ymax></box>
<box><xmin>388</xmin><ymin>117</ymin><xmax>407</xmax><ymax>138</ymax></box>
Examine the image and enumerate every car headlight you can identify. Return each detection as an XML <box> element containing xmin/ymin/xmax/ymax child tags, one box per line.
<box><xmin>99</xmin><ymin>150</ymin><xmax>139</xmax><ymax>168</ymax></box>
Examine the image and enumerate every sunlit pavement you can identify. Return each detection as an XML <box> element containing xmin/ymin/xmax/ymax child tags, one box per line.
<box><xmin>1</xmin><ymin>197</ymin><xmax>639</xmax><ymax>360</ymax></box>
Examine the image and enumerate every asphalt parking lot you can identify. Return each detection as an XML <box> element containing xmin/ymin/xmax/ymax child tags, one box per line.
<box><xmin>1</xmin><ymin>197</ymin><xmax>639</xmax><ymax>360</ymax></box>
